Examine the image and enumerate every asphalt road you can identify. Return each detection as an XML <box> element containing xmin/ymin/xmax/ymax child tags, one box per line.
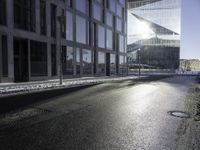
<box><xmin>0</xmin><ymin>76</ymin><xmax>197</xmax><ymax>150</ymax></box>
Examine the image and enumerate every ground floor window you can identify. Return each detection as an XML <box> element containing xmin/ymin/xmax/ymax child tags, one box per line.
<box><xmin>110</xmin><ymin>54</ymin><xmax>116</xmax><ymax>75</ymax></box>
<box><xmin>51</xmin><ymin>44</ymin><xmax>57</xmax><ymax>76</ymax></box>
<box><xmin>82</xmin><ymin>49</ymin><xmax>92</xmax><ymax>75</ymax></box>
<box><xmin>63</xmin><ymin>46</ymin><xmax>74</xmax><ymax>75</ymax></box>
<box><xmin>76</xmin><ymin>48</ymin><xmax>81</xmax><ymax>75</ymax></box>
<box><xmin>2</xmin><ymin>35</ymin><xmax>8</xmax><ymax>77</ymax></box>
<box><xmin>97</xmin><ymin>51</ymin><xmax>105</xmax><ymax>74</ymax></box>
<box><xmin>30</xmin><ymin>40</ymin><xmax>47</xmax><ymax>76</ymax></box>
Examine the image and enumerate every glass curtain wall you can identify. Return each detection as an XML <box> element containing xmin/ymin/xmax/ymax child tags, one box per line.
<box><xmin>127</xmin><ymin>0</ymin><xmax>181</xmax><ymax>74</ymax></box>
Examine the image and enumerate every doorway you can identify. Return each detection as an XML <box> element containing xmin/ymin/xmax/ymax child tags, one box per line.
<box><xmin>14</xmin><ymin>38</ymin><xmax>29</xmax><ymax>82</ymax></box>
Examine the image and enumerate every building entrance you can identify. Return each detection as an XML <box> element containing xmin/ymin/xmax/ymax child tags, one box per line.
<box><xmin>14</xmin><ymin>38</ymin><xmax>29</xmax><ymax>82</ymax></box>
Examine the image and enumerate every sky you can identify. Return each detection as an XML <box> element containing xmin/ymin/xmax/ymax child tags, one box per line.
<box><xmin>181</xmin><ymin>0</ymin><xmax>200</xmax><ymax>59</ymax></box>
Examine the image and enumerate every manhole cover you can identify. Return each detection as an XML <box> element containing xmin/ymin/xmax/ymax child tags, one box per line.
<box><xmin>168</xmin><ymin>111</ymin><xmax>191</xmax><ymax>118</ymax></box>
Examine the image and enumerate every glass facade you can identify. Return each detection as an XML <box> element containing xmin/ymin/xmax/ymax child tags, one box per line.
<box><xmin>0</xmin><ymin>0</ymin><xmax>127</xmax><ymax>83</ymax></box>
<box><xmin>128</xmin><ymin>0</ymin><xmax>181</xmax><ymax>74</ymax></box>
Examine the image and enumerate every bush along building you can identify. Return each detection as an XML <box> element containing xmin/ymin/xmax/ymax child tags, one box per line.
<box><xmin>0</xmin><ymin>0</ymin><xmax>127</xmax><ymax>83</ymax></box>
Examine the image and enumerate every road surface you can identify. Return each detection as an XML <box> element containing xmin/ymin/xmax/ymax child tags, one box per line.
<box><xmin>0</xmin><ymin>76</ymin><xmax>197</xmax><ymax>150</ymax></box>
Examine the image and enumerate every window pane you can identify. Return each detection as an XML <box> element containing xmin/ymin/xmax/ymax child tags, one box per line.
<box><xmin>110</xmin><ymin>54</ymin><xmax>116</xmax><ymax>75</ymax></box>
<box><xmin>30</xmin><ymin>41</ymin><xmax>47</xmax><ymax>76</ymax></box>
<box><xmin>66</xmin><ymin>11</ymin><xmax>73</xmax><ymax>41</ymax></box>
<box><xmin>40</xmin><ymin>0</ymin><xmax>46</xmax><ymax>35</ymax></box>
<box><xmin>119</xmin><ymin>35</ymin><xmax>124</xmax><ymax>53</ymax></box>
<box><xmin>76</xmin><ymin>48</ymin><xmax>81</xmax><ymax>75</ymax></box>
<box><xmin>14</xmin><ymin>0</ymin><xmax>36</xmax><ymax>31</ymax></box>
<box><xmin>97</xmin><ymin>52</ymin><xmax>105</xmax><ymax>74</ymax></box>
<box><xmin>0</xmin><ymin>0</ymin><xmax>6</xmax><ymax>25</ymax></box>
<box><xmin>51</xmin><ymin>44</ymin><xmax>57</xmax><ymax>76</ymax></box>
<box><xmin>116</xmin><ymin>3</ymin><xmax>122</xmax><ymax>18</ymax></box>
<box><xmin>93</xmin><ymin>2</ymin><xmax>102</xmax><ymax>21</ymax></box>
<box><xmin>76</xmin><ymin>0</ymin><xmax>86</xmax><ymax>13</ymax></box>
<box><xmin>98</xmin><ymin>25</ymin><xmax>105</xmax><ymax>48</ymax></box>
<box><xmin>2</xmin><ymin>35</ymin><xmax>8</xmax><ymax>77</ymax></box>
<box><xmin>51</xmin><ymin>4</ymin><xmax>57</xmax><ymax>37</ymax></box>
<box><xmin>76</xmin><ymin>15</ymin><xmax>86</xmax><ymax>44</ymax></box>
<box><xmin>116</xmin><ymin>18</ymin><xmax>122</xmax><ymax>32</ymax></box>
<box><xmin>106</xmin><ymin>11</ymin><xmax>113</xmax><ymax>27</ymax></box>
<box><xmin>106</xmin><ymin>29</ymin><xmax>113</xmax><ymax>50</ymax></box>
<box><xmin>82</xmin><ymin>49</ymin><xmax>92</xmax><ymax>75</ymax></box>
<box><xmin>108</xmin><ymin>0</ymin><xmax>116</xmax><ymax>13</ymax></box>
<box><xmin>63</xmin><ymin>46</ymin><xmax>74</xmax><ymax>75</ymax></box>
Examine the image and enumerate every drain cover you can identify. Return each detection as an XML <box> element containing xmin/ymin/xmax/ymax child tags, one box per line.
<box><xmin>168</xmin><ymin>111</ymin><xmax>191</xmax><ymax>118</ymax></box>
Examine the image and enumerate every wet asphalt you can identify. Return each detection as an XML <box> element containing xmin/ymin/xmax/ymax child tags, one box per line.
<box><xmin>0</xmin><ymin>76</ymin><xmax>197</xmax><ymax>150</ymax></box>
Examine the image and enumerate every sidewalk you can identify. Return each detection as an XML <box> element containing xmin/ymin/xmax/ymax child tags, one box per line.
<box><xmin>0</xmin><ymin>76</ymin><xmax>144</xmax><ymax>96</ymax></box>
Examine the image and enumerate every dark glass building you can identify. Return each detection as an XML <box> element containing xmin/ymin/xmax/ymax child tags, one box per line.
<box><xmin>0</xmin><ymin>0</ymin><xmax>127</xmax><ymax>83</ymax></box>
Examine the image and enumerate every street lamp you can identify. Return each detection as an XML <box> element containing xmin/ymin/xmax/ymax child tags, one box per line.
<box><xmin>57</xmin><ymin>12</ymin><xmax>65</xmax><ymax>85</ymax></box>
<box><xmin>138</xmin><ymin>48</ymin><xmax>141</xmax><ymax>77</ymax></box>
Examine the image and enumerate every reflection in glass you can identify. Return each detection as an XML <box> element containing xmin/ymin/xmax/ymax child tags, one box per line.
<box><xmin>76</xmin><ymin>48</ymin><xmax>81</xmax><ymax>75</ymax></box>
<box><xmin>63</xmin><ymin>46</ymin><xmax>74</xmax><ymax>75</ymax></box>
<box><xmin>110</xmin><ymin>54</ymin><xmax>116</xmax><ymax>75</ymax></box>
<box><xmin>83</xmin><ymin>49</ymin><xmax>92</xmax><ymax>75</ymax></box>
<box><xmin>97</xmin><ymin>52</ymin><xmax>105</xmax><ymax>74</ymax></box>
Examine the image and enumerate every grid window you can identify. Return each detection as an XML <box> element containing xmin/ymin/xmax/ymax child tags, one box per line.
<box><xmin>119</xmin><ymin>34</ymin><xmax>124</xmax><ymax>53</ymax></box>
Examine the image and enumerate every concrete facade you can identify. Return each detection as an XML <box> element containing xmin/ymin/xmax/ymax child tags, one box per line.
<box><xmin>0</xmin><ymin>0</ymin><xmax>128</xmax><ymax>83</ymax></box>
